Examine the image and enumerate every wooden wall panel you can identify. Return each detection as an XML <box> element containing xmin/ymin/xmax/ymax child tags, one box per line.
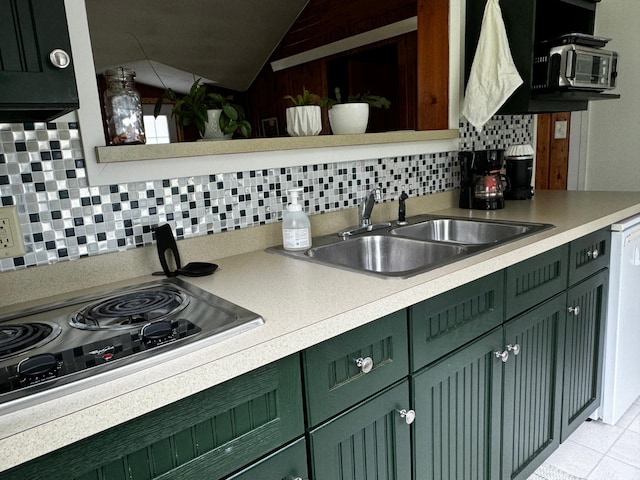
<box><xmin>417</xmin><ymin>0</ymin><xmax>449</xmax><ymax>130</ymax></box>
<box><xmin>536</xmin><ymin>113</ymin><xmax>571</xmax><ymax>190</ymax></box>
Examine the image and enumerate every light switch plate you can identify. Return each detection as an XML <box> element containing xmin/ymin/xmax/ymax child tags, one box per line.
<box><xmin>0</xmin><ymin>206</ymin><xmax>25</xmax><ymax>258</ymax></box>
<box><xmin>554</xmin><ymin>120</ymin><xmax>568</xmax><ymax>139</ymax></box>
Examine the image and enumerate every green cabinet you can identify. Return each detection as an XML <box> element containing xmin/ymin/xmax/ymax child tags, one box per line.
<box><xmin>308</xmin><ymin>380</ymin><xmax>413</xmax><ymax>480</ymax></box>
<box><xmin>561</xmin><ymin>269</ymin><xmax>608</xmax><ymax>441</ymax></box>
<box><xmin>1</xmin><ymin>355</ymin><xmax>304</xmax><ymax>480</ymax></box>
<box><xmin>0</xmin><ymin>0</ymin><xmax>79</xmax><ymax>122</ymax></box>
<box><xmin>410</xmin><ymin>271</ymin><xmax>504</xmax><ymax>370</ymax></box>
<box><xmin>224</xmin><ymin>438</ymin><xmax>308</xmax><ymax>480</ymax></box>
<box><xmin>502</xmin><ymin>295</ymin><xmax>566</xmax><ymax>480</ymax></box>
<box><xmin>303</xmin><ymin>309</ymin><xmax>409</xmax><ymax>427</ymax></box>
<box><xmin>412</xmin><ymin>327</ymin><xmax>504</xmax><ymax>480</ymax></box>
<box><xmin>505</xmin><ymin>246</ymin><xmax>569</xmax><ymax>319</ymax></box>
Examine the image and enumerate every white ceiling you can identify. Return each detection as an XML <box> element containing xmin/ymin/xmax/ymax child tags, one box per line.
<box><xmin>85</xmin><ymin>0</ymin><xmax>309</xmax><ymax>93</ymax></box>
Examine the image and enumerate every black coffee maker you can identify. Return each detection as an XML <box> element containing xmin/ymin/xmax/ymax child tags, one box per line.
<box><xmin>504</xmin><ymin>144</ymin><xmax>534</xmax><ymax>200</ymax></box>
<box><xmin>459</xmin><ymin>149</ymin><xmax>507</xmax><ymax>210</ymax></box>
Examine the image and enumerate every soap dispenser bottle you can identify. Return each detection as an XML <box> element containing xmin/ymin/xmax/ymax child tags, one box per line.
<box><xmin>282</xmin><ymin>188</ymin><xmax>311</xmax><ymax>251</ymax></box>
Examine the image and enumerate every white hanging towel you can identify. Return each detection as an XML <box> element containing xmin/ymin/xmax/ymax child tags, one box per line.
<box><xmin>461</xmin><ymin>0</ymin><xmax>523</xmax><ymax>132</ymax></box>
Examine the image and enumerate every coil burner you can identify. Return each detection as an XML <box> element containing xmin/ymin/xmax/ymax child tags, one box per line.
<box><xmin>70</xmin><ymin>286</ymin><xmax>189</xmax><ymax>330</ymax></box>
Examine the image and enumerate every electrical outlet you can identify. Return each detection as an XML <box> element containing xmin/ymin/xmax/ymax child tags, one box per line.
<box><xmin>0</xmin><ymin>206</ymin><xmax>25</xmax><ymax>258</ymax></box>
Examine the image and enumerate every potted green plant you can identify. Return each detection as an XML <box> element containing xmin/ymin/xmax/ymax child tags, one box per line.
<box><xmin>283</xmin><ymin>89</ymin><xmax>322</xmax><ymax>137</ymax></box>
<box><xmin>323</xmin><ymin>87</ymin><xmax>390</xmax><ymax>135</ymax></box>
<box><xmin>154</xmin><ymin>79</ymin><xmax>251</xmax><ymax>140</ymax></box>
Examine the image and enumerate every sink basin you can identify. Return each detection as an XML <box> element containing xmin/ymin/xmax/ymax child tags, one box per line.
<box><xmin>391</xmin><ymin>218</ymin><xmax>538</xmax><ymax>244</ymax></box>
<box><xmin>306</xmin><ymin>235</ymin><xmax>469</xmax><ymax>277</ymax></box>
<box><xmin>268</xmin><ymin>215</ymin><xmax>554</xmax><ymax>279</ymax></box>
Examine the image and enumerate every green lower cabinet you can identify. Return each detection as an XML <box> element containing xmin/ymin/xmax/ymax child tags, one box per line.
<box><xmin>1</xmin><ymin>355</ymin><xmax>304</xmax><ymax>480</ymax></box>
<box><xmin>409</xmin><ymin>271</ymin><xmax>504</xmax><ymax>371</ymax></box>
<box><xmin>412</xmin><ymin>327</ymin><xmax>504</xmax><ymax>480</ymax></box>
<box><xmin>224</xmin><ymin>437</ymin><xmax>308</xmax><ymax>480</ymax></box>
<box><xmin>308</xmin><ymin>380</ymin><xmax>413</xmax><ymax>480</ymax></box>
<box><xmin>561</xmin><ymin>270</ymin><xmax>608</xmax><ymax>441</ymax></box>
<box><xmin>502</xmin><ymin>295</ymin><xmax>566</xmax><ymax>480</ymax></box>
<box><xmin>303</xmin><ymin>309</ymin><xmax>409</xmax><ymax>427</ymax></box>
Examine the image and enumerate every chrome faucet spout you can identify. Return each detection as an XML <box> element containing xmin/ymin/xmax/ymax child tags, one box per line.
<box><xmin>359</xmin><ymin>187</ymin><xmax>381</xmax><ymax>227</ymax></box>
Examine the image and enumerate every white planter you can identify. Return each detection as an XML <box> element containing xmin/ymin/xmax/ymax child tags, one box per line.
<box><xmin>202</xmin><ymin>109</ymin><xmax>233</xmax><ymax>140</ymax></box>
<box><xmin>328</xmin><ymin>103</ymin><xmax>370</xmax><ymax>135</ymax></box>
<box><xmin>286</xmin><ymin>106</ymin><xmax>322</xmax><ymax>136</ymax></box>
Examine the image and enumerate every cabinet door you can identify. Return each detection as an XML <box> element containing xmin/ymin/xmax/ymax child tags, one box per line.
<box><xmin>568</xmin><ymin>229</ymin><xmax>610</xmax><ymax>286</ymax></box>
<box><xmin>224</xmin><ymin>438</ymin><xmax>308</xmax><ymax>480</ymax></box>
<box><xmin>308</xmin><ymin>380</ymin><xmax>412</xmax><ymax>480</ymax></box>
<box><xmin>412</xmin><ymin>327</ymin><xmax>504</xmax><ymax>480</ymax></box>
<box><xmin>303</xmin><ymin>309</ymin><xmax>409</xmax><ymax>427</ymax></box>
<box><xmin>5</xmin><ymin>355</ymin><xmax>304</xmax><ymax>480</ymax></box>
<box><xmin>561</xmin><ymin>270</ymin><xmax>608</xmax><ymax>441</ymax></box>
<box><xmin>0</xmin><ymin>0</ymin><xmax>78</xmax><ymax>121</ymax></box>
<box><xmin>505</xmin><ymin>245</ymin><xmax>569</xmax><ymax>319</ymax></box>
<box><xmin>410</xmin><ymin>271</ymin><xmax>504</xmax><ymax>371</ymax></box>
<box><xmin>502</xmin><ymin>295</ymin><xmax>566</xmax><ymax>480</ymax></box>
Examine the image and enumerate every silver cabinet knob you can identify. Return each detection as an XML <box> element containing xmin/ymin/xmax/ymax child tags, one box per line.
<box><xmin>49</xmin><ymin>49</ymin><xmax>71</xmax><ymax>69</ymax></box>
<box><xmin>568</xmin><ymin>306</ymin><xmax>581</xmax><ymax>316</ymax></box>
<box><xmin>290</xmin><ymin>477</ymin><xmax>307</xmax><ymax>480</ymax></box>
<box><xmin>494</xmin><ymin>350</ymin><xmax>509</xmax><ymax>363</ymax></box>
<box><xmin>356</xmin><ymin>356</ymin><xmax>374</xmax><ymax>374</ymax></box>
<box><xmin>587</xmin><ymin>249</ymin><xmax>599</xmax><ymax>259</ymax></box>
<box><xmin>507</xmin><ymin>344</ymin><xmax>521</xmax><ymax>356</ymax></box>
<box><xmin>399</xmin><ymin>409</ymin><xmax>416</xmax><ymax>425</ymax></box>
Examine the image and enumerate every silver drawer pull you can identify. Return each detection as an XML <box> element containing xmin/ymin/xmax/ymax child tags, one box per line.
<box><xmin>399</xmin><ymin>409</ymin><xmax>416</xmax><ymax>425</ymax></box>
<box><xmin>587</xmin><ymin>249</ymin><xmax>599</xmax><ymax>259</ymax></box>
<box><xmin>568</xmin><ymin>306</ymin><xmax>581</xmax><ymax>316</ymax></box>
<box><xmin>355</xmin><ymin>356</ymin><xmax>374</xmax><ymax>374</ymax></box>
<box><xmin>507</xmin><ymin>344</ymin><xmax>521</xmax><ymax>356</ymax></box>
<box><xmin>49</xmin><ymin>49</ymin><xmax>71</xmax><ymax>69</ymax></box>
<box><xmin>494</xmin><ymin>350</ymin><xmax>509</xmax><ymax>363</ymax></box>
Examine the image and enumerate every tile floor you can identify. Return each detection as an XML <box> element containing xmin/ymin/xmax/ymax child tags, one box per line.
<box><xmin>531</xmin><ymin>396</ymin><xmax>640</xmax><ymax>479</ymax></box>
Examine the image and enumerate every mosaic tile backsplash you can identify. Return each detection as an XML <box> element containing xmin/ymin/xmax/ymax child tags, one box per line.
<box><xmin>0</xmin><ymin>115</ymin><xmax>532</xmax><ymax>272</ymax></box>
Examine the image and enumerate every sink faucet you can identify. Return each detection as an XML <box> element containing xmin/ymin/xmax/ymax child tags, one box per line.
<box><xmin>359</xmin><ymin>187</ymin><xmax>381</xmax><ymax>227</ymax></box>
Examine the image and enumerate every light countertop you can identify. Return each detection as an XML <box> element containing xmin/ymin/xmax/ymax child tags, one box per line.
<box><xmin>2</xmin><ymin>189</ymin><xmax>640</xmax><ymax>472</ymax></box>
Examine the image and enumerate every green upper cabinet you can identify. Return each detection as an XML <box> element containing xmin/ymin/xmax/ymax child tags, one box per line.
<box><xmin>502</xmin><ymin>295</ymin><xmax>566</xmax><ymax>480</ymax></box>
<box><xmin>409</xmin><ymin>272</ymin><xmax>504</xmax><ymax>371</ymax></box>
<box><xmin>308</xmin><ymin>380</ymin><xmax>413</xmax><ymax>480</ymax></box>
<box><xmin>303</xmin><ymin>309</ymin><xmax>409</xmax><ymax>427</ymax></box>
<box><xmin>412</xmin><ymin>327</ymin><xmax>504</xmax><ymax>480</ymax></box>
<box><xmin>0</xmin><ymin>0</ymin><xmax>79</xmax><ymax>122</ymax></box>
<box><xmin>561</xmin><ymin>269</ymin><xmax>608</xmax><ymax>441</ymax></box>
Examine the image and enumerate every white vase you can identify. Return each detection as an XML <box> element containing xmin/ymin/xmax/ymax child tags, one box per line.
<box><xmin>202</xmin><ymin>109</ymin><xmax>233</xmax><ymax>140</ymax></box>
<box><xmin>328</xmin><ymin>103</ymin><xmax>370</xmax><ymax>135</ymax></box>
<box><xmin>286</xmin><ymin>106</ymin><xmax>322</xmax><ymax>136</ymax></box>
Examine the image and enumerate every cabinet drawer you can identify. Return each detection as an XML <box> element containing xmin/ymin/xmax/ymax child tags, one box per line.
<box><xmin>6</xmin><ymin>355</ymin><xmax>304</xmax><ymax>480</ymax></box>
<box><xmin>505</xmin><ymin>245</ymin><xmax>569</xmax><ymax>319</ymax></box>
<box><xmin>224</xmin><ymin>438</ymin><xmax>308</xmax><ymax>480</ymax></box>
<box><xmin>303</xmin><ymin>309</ymin><xmax>409</xmax><ymax>427</ymax></box>
<box><xmin>308</xmin><ymin>380</ymin><xmax>413</xmax><ymax>480</ymax></box>
<box><xmin>569</xmin><ymin>229</ymin><xmax>610</xmax><ymax>286</ymax></box>
<box><xmin>409</xmin><ymin>272</ymin><xmax>504</xmax><ymax>371</ymax></box>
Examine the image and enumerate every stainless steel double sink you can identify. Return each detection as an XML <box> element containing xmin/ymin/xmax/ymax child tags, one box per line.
<box><xmin>269</xmin><ymin>215</ymin><xmax>554</xmax><ymax>279</ymax></box>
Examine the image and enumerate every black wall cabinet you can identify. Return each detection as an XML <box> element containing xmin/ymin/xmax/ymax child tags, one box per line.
<box><xmin>465</xmin><ymin>0</ymin><xmax>619</xmax><ymax>114</ymax></box>
<box><xmin>0</xmin><ymin>0</ymin><xmax>79</xmax><ymax>122</ymax></box>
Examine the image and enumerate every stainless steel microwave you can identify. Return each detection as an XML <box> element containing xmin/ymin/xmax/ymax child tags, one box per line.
<box><xmin>533</xmin><ymin>44</ymin><xmax>618</xmax><ymax>92</ymax></box>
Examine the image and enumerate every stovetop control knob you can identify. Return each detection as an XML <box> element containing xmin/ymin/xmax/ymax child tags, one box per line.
<box><xmin>141</xmin><ymin>320</ymin><xmax>173</xmax><ymax>342</ymax></box>
<box><xmin>17</xmin><ymin>354</ymin><xmax>58</xmax><ymax>378</ymax></box>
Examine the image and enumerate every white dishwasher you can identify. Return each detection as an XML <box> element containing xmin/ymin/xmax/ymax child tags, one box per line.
<box><xmin>601</xmin><ymin>214</ymin><xmax>640</xmax><ymax>425</ymax></box>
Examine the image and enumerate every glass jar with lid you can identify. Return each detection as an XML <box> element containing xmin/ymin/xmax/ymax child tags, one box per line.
<box><xmin>103</xmin><ymin>67</ymin><xmax>146</xmax><ymax>145</ymax></box>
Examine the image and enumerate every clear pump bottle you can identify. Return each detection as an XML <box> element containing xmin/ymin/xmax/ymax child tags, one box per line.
<box><xmin>282</xmin><ymin>188</ymin><xmax>311</xmax><ymax>251</ymax></box>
